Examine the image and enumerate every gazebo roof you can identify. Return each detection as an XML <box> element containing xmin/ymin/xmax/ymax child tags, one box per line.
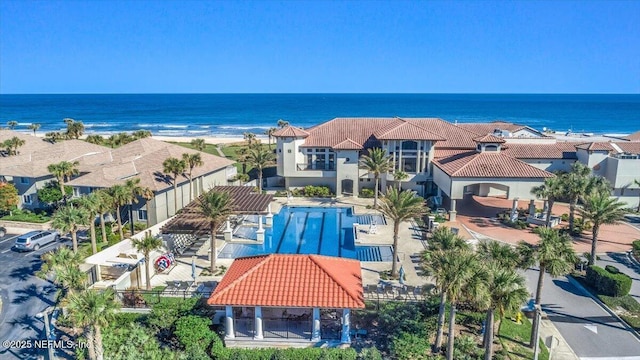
<box><xmin>161</xmin><ymin>186</ymin><xmax>273</xmax><ymax>235</ymax></box>
<box><xmin>208</xmin><ymin>254</ymin><xmax>365</xmax><ymax>308</ymax></box>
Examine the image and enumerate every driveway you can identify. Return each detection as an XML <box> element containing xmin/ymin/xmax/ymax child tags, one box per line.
<box><xmin>0</xmin><ymin>232</ymin><xmax>70</xmax><ymax>359</ymax></box>
<box><xmin>524</xmin><ymin>269</ymin><xmax>640</xmax><ymax>359</ymax></box>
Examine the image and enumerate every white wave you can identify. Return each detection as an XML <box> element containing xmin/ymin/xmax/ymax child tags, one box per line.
<box><xmin>16</xmin><ymin>122</ymin><xmax>32</xmax><ymax>126</ymax></box>
<box><xmin>161</xmin><ymin>125</ymin><xmax>189</xmax><ymax>129</ymax></box>
<box><xmin>199</xmin><ymin>125</ymin><xmax>211</xmax><ymax>129</ymax></box>
<box><xmin>137</xmin><ymin>124</ymin><xmax>156</xmax><ymax>128</ymax></box>
<box><xmin>84</xmin><ymin>123</ymin><xmax>111</xmax><ymax>128</ymax></box>
<box><xmin>186</xmin><ymin>130</ymin><xmax>210</xmax><ymax>135</ymax></box>
<box><xmin>217</xmin><ymin>125</ymin><xmax>271</xmax><ymax>130</ymax></box>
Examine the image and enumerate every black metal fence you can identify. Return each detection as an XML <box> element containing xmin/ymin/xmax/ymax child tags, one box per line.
<box><xmin>114</xmin><ymin>288</ymin><xmax>213</xmax><ymax>309</ymax></box>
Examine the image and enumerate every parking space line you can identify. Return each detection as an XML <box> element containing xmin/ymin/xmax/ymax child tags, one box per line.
<box><xmin>0</xmin><ymin>235</ymin><xmax>19</xmax><ymax>244</ymax></box>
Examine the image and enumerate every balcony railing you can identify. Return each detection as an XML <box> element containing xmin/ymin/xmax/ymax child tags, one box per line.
<box><xmin>296</xmin><ymin>163</ymin><xmax>336</xmax><ymax>171</ymax></box>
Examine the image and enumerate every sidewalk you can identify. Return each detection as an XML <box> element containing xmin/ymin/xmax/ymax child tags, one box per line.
<box><xmin>538</xmin><ymin>318</ymin><xmax>579</xmax><ymax>360</ymax></box>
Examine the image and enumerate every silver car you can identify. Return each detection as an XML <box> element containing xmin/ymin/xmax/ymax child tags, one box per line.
<box><xmin>14</xmin><ymin>230</ymin><xmax>60</xmax><ymax>251</ymax></box>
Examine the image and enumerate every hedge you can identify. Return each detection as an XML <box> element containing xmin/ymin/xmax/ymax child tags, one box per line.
<box><xmin>211</xmin><ymin>345</ymin><xmax>358</xmax><ymax>360</ymax></box>
<box><xmin>586</xmin><ymin>265</ymin><xmax>632</xmax><ymax>297</ymax></box>
<box><xmin>632</xmin><ymin>240</ymin><xmax>640</xmax><ymax>252</ymax></box>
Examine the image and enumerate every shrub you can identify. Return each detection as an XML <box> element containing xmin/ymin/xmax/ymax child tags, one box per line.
<box><xmin>561</xmin><ymin>213</ymin><xmax>569</xmax><ymax>222</ymax></box>
<box><xmin>211</xmin><ymin>346</ymin><xmax>357</xmax><ymax>360</ymax></box>
<box><xmin>586</xmin><ymin>265</ymin><xmax>632</xmax><ymax>297</ymax></box>
<box><xmin>359</xmin><ymin>188</ymin><xmax>375</xmax><ymax>198</ymax></box>
<box><xmin>605</xmin><ymin>265</ymin><xmax>620</xmax><ymax>274</ymax></box>
<box><xmin>391</xmin><ymin>332</ymin><xmax>432</xmax><ymax>360</ymax></box>
<box><xmin>357</xmin><ymin>347</ymin><xmax>382</xmax><ymax>360</ymax></box>
<box><xmin>174</xmin><ymin>315</ymin><xmax>215</xmax><ymax>351</ymax></box>
<box><xmin>632</xmin><ymin>240</ymin><xmax>640</xmax><ymax>252</ymax></box>
<box><xmin>453</xmin><ymin>335</ymin><xmax>483</xmax><ymax>360</ymax></box>
<box><xmin>1</xmin><ymin>209</ymin><xmax>50</xmax><ymax>223</ymax></box>
<box><xmin>302</xmin><ymin>185</ymin><xmax>333</xmax><ymax>198</ymax></box>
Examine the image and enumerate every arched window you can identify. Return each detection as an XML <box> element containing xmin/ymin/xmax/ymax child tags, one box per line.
<box><xmin>402</xmin><ymin>141</ymin><xmax>418</xmax><ymax>150</ymax></box>
<box><xmin>485</xmin><ymin>145</ymin><xmax>498</xmax><ymax>151</ymax></box>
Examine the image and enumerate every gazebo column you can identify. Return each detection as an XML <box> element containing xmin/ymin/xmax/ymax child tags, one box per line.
<box><xmin>340</xmin><ymin>309</ymin><xmax>351</xmax><ymax>344</ymax></box>
<box><xmin>254</xmin><ymin>306</ymin><xmax>264</xmax><ymax>340</ymax></box>
<box><xmin>510</xmin><ymin>197</ymin><xmax>519</xmax><ymax>222</ymax></box>
<box><xmin>223</xmin><ymin>220</ymin><xmax>233</xmax><ymax>241</ymax></box>
<box><xmin>449</xmin><ymin>198</ymin><xmax>457</xmax><ymax>222</ymax></box>
<box><xmin>256</xmin><ymin>215</ymin><xmax>265</xmax><ymax>242</ymax></box>
<box><xmin>311</xmin><ymin>308</ymin><xmax>321</xmax><ymax>341</ymax></box>
<box><xmin>266</xmin><ymin>205</ymin><xmax>273</xmax><ymax>227</ymax></box>
<box><xmin>225</xmin><ymin>306</ymin><xmax>235</xmax><ymax>339</ymax></box>
<box><xmin>528</xmin><ymin>199</ymin><xmax>536</xmax><ymax>216</ymax></box>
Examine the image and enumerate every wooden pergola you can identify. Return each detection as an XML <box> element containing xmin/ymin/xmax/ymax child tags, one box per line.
<box><xmin>161</xmin><ymin>186</ymin><xmax>274</xmax><ymax>236</ymax></box>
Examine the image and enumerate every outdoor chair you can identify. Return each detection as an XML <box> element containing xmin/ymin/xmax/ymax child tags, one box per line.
<box><xmin>396</xmin><ymin>286</ymin><xmax>409</xmax><ymax>301</ymax></box>
<box><xmin>383</xmin><ymin>284</ymin><xmax>395</xmax><ymax>298</ymax></box>
<box><xmin>405</xmin><ymin>285</ymin><xmax>417</xmax><ymax>300</ymax></box>
<box><xmin>366</xmin><ymin>284</ymin><xmax>379</xmax><ymax>299</ymax></box>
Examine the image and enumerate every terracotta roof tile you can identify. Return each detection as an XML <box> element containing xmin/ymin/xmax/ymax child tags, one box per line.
<box><xmin>616</xmin><ymin>142</ymin><xmax>640</xmax><ymax>154</ymax></box>
<box><xmin>473</xmin><ymin>134</ymin><xmax>506</xmax><ymax>143</ymax></box>
<box><xmin>434</xmin><ymin>152</ymin><xmax>554</xmax><ymax>178</ymax></box>
<box><xmin>625</xmin><ymin>130</ymin><xmax>640</xmax><ymax>141</ymax></box>
<box><xmin>501</xmin><ymin>143</ymin><xmax>578</xmax><ymax>159</ymax></box>
<box><xmin>457</xmin><ymin>121</ymin><xmax>548</xmax><ymax>137</ymax></box>
<box><xmin>332</xmin><ymin>138</ymin><xmax>363</xmax><ymax>150</ymax></box>
<box><xmin>208</xmin><ymin>254</ymin><xmax>365</xmax><ymax>309</ymax></box>
<box><xmin>273</xmin><ymin>126</ymin><xmax>310</xmax><ymax>138</ymax></box>
<box><xmin>375</xmin><ymin>120</ymin><xmax>445</xmax><ymax>141</ymax></box>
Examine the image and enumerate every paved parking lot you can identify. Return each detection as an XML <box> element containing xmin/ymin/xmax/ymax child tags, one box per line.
<box><xmin>0</xmin><ymin>231</ymin><xmax>70</xmax><ymax>359</ymax></box>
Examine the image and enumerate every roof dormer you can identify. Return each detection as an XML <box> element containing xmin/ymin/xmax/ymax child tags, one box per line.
<box><xmin>473</xmin><ymin>134</ymin><xmax>506</xmax><ymax>153</ymax></box>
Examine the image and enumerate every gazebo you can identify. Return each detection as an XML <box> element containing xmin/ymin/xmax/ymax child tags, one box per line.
<box><xmin>208</xmin><ymin>254</ymin><xmax>365</xmax><ymax>347</ymax></box>
<box><xmin>160</xmin><ymin>186</ymin><xmax>274</xmax><ymax>250</ymax></box>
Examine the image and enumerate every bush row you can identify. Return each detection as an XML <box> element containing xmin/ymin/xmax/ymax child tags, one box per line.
<box><xmin>291</xmin><ymin>185</ymin><xmax>334</xmax><ymax>198</ymax></box>
<box><xmin>211</xmin><ymin>337</ymin><xmax>359</xmax><ymax>360</ymax></box>
<box><xmin>586</xmin><ymin>265</ymin><xmax>632</xmax><ymax>297</ymax></box>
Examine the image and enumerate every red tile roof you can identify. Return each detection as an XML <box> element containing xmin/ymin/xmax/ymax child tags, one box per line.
<box><xmin>625</xmin><ymin>131</ymin><xmax>640</xmax><ymax>141</ymax></box>
<box><xmin>207</xmin><ymin>254</ymin><xmax>365</xmax><ymax>309</ymax></box>
<box><xmin>457</xmin><ymin>121</ymin><xmax>548</xmax><ymax>137</ymax></box>
<box><xmin>273</xmin><ymin>126</ymin><xmax>310</xmax><ymax>138</ymax></box>
<box><xmin>501</xmin><ymin>143</ymin><xmax>578</xmax><ymax>159</ymax></box>
<box><xmin>616</xmin><ymin>142</ymin><xmax>640</xmax><ymax>154</ymax></box>
<box><xmin>433</xmin><ymin>152</ymin><xmax>554</xmax><ymax>178</ymax></box>
<box><xmin>332</xmin><ymin>138</ymin><xmax>363</xmax><ymax>150</ymax></box>
<box><xmin>473</xmin><ymin>134</ymin><xmax>506</xmax><ymax>143</ymax></box>
<box><xmin>575</xmin><ymin>142</ymin><xmax>614</xmax><ymax>151</ymax></box>
<box><xmin>375</xmin><ymin>120</ymin><xmax>445</xmax><ymax>141</ymax></box>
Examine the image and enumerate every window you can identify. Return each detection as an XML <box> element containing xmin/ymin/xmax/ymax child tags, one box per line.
<box><xmin>402</xmin><ymin>141</ymin><xmax>418</xmax><ymax>150</ymax></box>
<box><xmin>287</xmin><ymin>149</ymin><xmax>291</xmax><ymax>153</ymax></box>
<box><xmin>485</xmin><ymin>145</ymin><xmax>498</xmax><ymax>151</ymax></box>
<box><xmin>138</xmin><ymin>209</ymin><xmax>148</xmax><ymax>221</ymax></box>
<box><xmin>23</xmin><ymin>194</ymin><xmax>32</xmax><ymax>204</ymax></box>
<box><xmin>20</xmin><ymin>177</ymin><xmax>29</xmax><ymax>184</ymax></box>
<box><xmin>73</xmin><ymin>187</ymin><xmax>80</xmax><ymax>197</ymax></box>
<box><xmin>278</xmin><ymin>149</ymin><xmax>282</xmax><ymax>153</ymax></box>
<box><xmin>402</xmin><ymin>158</ymin><xmax>417</xmax><ymax>173</ymax></box>
<box><xmin>328</xmin><ymin>154</ymin><xmax>335</xmax><ymax>170</ymax></box>
<box><xmin>307</xmin><ymin>149</ymin><xmax>312</xmax><ymax>153</ymax></box>
<box><xmin>315</xmin><ymin>154</ymin><xmax>326</xmax><ymax>169</ymax></box>
<box><xmin>307</xmin><ymin>154</ymin><xmax>313</xmax><ymax>166</ymax></box>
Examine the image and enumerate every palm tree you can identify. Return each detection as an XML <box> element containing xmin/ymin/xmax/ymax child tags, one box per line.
<box><xmin>96</xmin><ymin>190</ymin><xmax>114</xmax><ymax>244</ymax></box>
<box><xmin>443</xmin><ymin>249</ymin><xmax>478</xmax><ymax>360</ymax></box>
<box><xmin>7</xmin><ymin>120</ymin><xmax>18</xmax><ymax>129</ymax></box>
<box><xmin>246</xmin><ymin>146</ymin><xmax>276</xmax><ymax>193</ymax></box>
<box><xmin>47</xmin><ymin>160</ymin><xmax>80</xmax><ymax>198</ymax></box>
<box><xmin>182</xmin><ymin>153</ymin><xmax>204</xmax><ymax>200</ymax></box>
<box><xmin>132</xmin><ymin>130</ymin><xmax>152</xmax><ymax>139</ymax></box>
<box><xmin>421</xmin><ymin>226</ymin><xmax>470</xmax><ymax>354</ymax></box>
<box><xmin>579</xmin><ymin>192</ymin><xmax>626</xmax><ymax>266</ymax></box>
<box><xmin>85</xmin><ymin>134</ymin><xmax>104</xmax><ymax>145</ymax></box>
<box><xmin>359</xmin><ymin>148</ymin><xmax>392</xmax><ymax>208</ymax></box>
<box><xmin>163</xmin><ymin>157</ymin><xmax>186</xmax><ymax>215</ymax></box>
<box><xmin>38</xmin><ymin>246</ymin><xmax>83</xmax><ymax>281</ymax></box>
<box><xmin>65</xmin><ymin>119</ymin><xmax>85</xmax><ymax>139</ymax></box>
<box><xmin>482</xmin><ymin>265</ymin><xmax>529</xmax><ymax>360</ymax></box>
<box><xmin>379</xmin><ymin>188</ymin><xmax>426</xmax><ymax>277</ymax></box>
<box><xmin>132</xmin><ymin>234</ymin><xmax>163</xmax><ymax>290</ymax></box>
<box><xmin>265</xmin><ymin>127</ymin><xmax>277</xmax><ymax>148</ymax></box>
<box><xmin>5</xmin><ymin>136</ymin><xmax>25</xmax><ymax>155</ymax></box>
<box><xmin>125</xmin><ymin>178</ymin><xmax>145</xmax><ymax>236</ymax></box>
<box><xmin>517</xmin><ymin>227</ymin><xmax>577</xmax><ymax>346</ymax></box>
<box><xmin>141</xmin><ymin>187</ymin><xmax>155</xmax><ymax>229</ymax></box>
<box><xmin>530</xmin><ymin>176</ymin><xmax>563</xmax><ymax>227</ymax></box>
<box><xmin>28</xmin><ymin>123</ymin><xmax>41</xmax><ymax>136</ymax></box>
<box><xmin>52</xmin><ymin>205</ymin><xmax>89</xmax><ymax>253</ymax></box>
<box><xmin>108</xmin><ymin>184</ymin><xmax>129</xmax><ymax>241</ymax></box>
<box><xmin>198</xmin><ymin>190</ymin><xmax>234</xmax><ymax>272</ymax></box>
<box><xmin>277</xmin><ymin>119</ymin><xmax>289</xmax><ymax>128</ymax></box>
<box><xmin>76</xmin><ymin>193</ymin><xmax>102</xmax><ymax>254</ymax></box>
<box><xmin>477</xmin><ymin>240</ymin><xmax>519</xmax><ymax>270</ymax></box>
<box><xmin>237</xmin><ymin>146</ymin><xmax>250</xmax><ymax>175</ymax></box>
<box><xmin>243</xmin><ymin>132</ymin><xmax>257</xmax><ymax>147</ymax></box>
<box><xmin>562</xmin><ymin>162</ymin><xmax>592</xmax><ymax>232</ymax></box>
<box><xmin>394</xmin><ymin>170</ymin><xmax>409</xmax><ymax>191</ymax></box>
<box><xmin>190</xmin><ymin>138</ymin><xmax>206</xmax><ymax>151</ymax></box>
<box><xmin>66</xmin><ymin>288</ymin><xmax>120</xmax><ymax>360</ymax></box>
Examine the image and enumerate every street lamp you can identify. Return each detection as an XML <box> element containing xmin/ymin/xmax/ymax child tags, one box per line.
<box><xmin>35</xmin><ymin>307</ymin><xmax>55</xmax><ymax>360</ymax></box>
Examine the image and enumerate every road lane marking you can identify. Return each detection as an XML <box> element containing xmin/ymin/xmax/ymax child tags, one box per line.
<box><xmin>584</xmin><ymin>324</ymin><xmax>598</xmax><ymax>334</ymax></box>
<box><xmin>0</xmin><ymin>249</ymin><xmax>10</xmax><ymax>254</ymax></box>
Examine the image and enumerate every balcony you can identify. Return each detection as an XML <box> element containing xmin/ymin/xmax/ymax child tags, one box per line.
<box><xmin>296</xmin><ymin>163</ymin><xmax>336</xmax><ymax>171</ymax></box>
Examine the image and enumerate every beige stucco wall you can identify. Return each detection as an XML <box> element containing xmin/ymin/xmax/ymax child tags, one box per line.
<box><xmin>605</xmin><ymin>157</ymin><xmax>640</xmax><ymax>189</ymax></box>
<box><xmin>433</xmin><ymin>166</ymin><xmax>452</xmax><ymax>197</ymax></box>
<box><xmin>335</xmin><ymin>150</ymin><xmax>360</xmax><ymax>195</ymax></box>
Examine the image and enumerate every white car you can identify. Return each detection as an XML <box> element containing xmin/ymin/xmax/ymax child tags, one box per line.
<box><xmin>14</xmin><ymin>230</ymin><xmax>60</xmax><ymax>251</ymax></box>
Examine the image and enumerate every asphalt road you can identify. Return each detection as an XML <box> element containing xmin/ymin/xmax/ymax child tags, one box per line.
<box><xmin>0</xmin><ymin>232</ymin><xmax>70</xmax><ymax>360</ymax></box>
<box><xmin>525</xmin><ymin>268</ymin><xmax>640</xmax><ymax>360</ymax></box>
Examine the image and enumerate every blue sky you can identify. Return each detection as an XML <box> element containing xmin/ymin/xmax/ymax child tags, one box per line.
<box><xmin>1</xmin><ymin>0</ymin><xmax>638</xmax><ymax>94</ymax></box>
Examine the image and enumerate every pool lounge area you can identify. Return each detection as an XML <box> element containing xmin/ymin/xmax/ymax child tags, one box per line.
<box><xmin>218</xmin><ymin>206</ymin><xmax>392</xmax><ymax>262</ymax></box>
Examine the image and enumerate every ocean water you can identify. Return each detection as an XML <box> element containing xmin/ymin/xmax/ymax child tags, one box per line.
<box><xmin>0</xmin><ymin>94</ymin><xmax>638</xmax><ymax>136</ymax></box>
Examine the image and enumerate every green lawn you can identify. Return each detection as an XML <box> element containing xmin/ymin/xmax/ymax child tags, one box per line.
<box><xmin>170</xmin><ymin>141</ymin><xmax>225</xmax><ymax>157</ymax></box>
<box><xmin>498</xmin><ymin>315</ymin><xmax>549</xmax><ymax>360</ymax></box>
<box><xmin>1</xmin><ymin>212</ymin><xmax>50</xmax><ymax>223</ymax></box>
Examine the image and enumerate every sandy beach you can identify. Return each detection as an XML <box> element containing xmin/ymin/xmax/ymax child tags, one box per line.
<box><xmin>30</xmin><ymin>132</ymin><xmax>269</xmax><ymax>146</ymax></box>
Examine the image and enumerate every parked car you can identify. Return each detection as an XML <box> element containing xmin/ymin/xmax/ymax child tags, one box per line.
<box><xmin>0</xmin><ymin>226</ymin><xmax>6</xmax><ymax>237</ymax></box>
<box><xmin>13</xmin><ymin>230</ymin><xmax>60</xmax><ymax>251</ymax></box>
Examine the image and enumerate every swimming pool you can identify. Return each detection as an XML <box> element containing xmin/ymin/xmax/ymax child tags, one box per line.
<box><xmin>218</xmin><ymin>206</ymin><xmax>390</xmax><ymax>260</ymax></box>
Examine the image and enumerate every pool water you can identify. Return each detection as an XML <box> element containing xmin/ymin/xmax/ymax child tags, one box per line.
<box><xmin>219</xmin><ymin>206</ymin><xmax>385</xmax><ymax>260</ymax></box>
